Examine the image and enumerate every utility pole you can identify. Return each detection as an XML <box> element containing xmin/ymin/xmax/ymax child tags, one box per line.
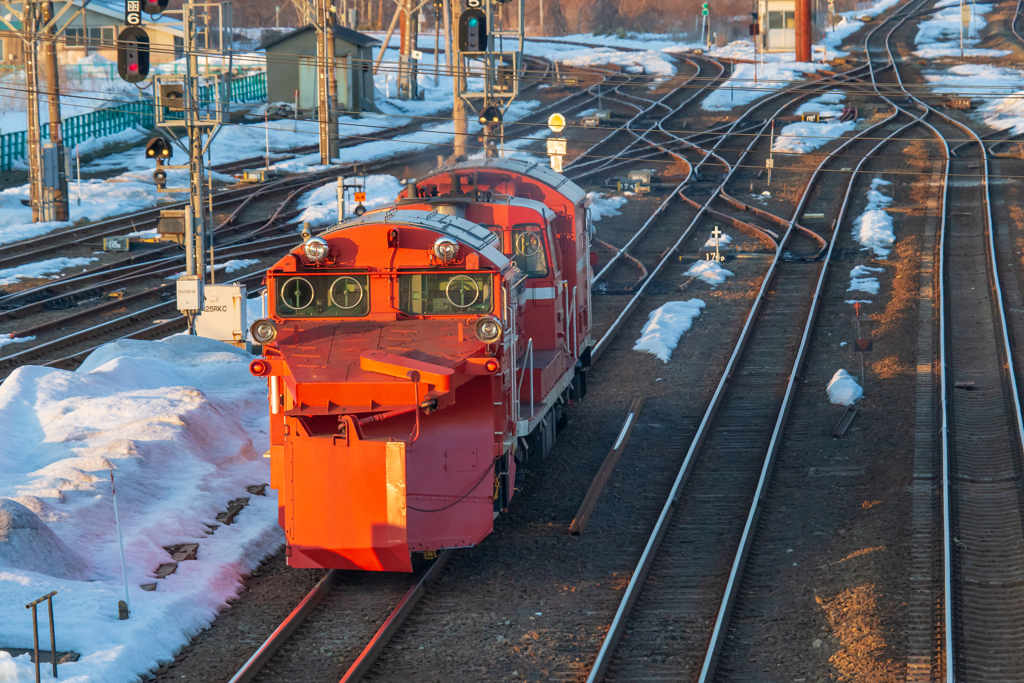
<box><xmin>795</xmin><ymin>0</ymin><xmax>811</xmax><ymax>61</ymax></box>
<box><xmin>316</xmin><ymin>0</ymin><xmax>339</xmax><ymax>162</ymax></box>
<box><xmin>40</xmin><ymin>1</ymin><xmax>69</xmax><ymax>221</ymax></box>
<box><xmin>398</xmin><ymin>0</ymin><xmax>419</xmax><ymax>100</ymax></box>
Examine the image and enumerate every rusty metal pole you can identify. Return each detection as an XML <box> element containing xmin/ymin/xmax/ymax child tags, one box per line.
<box><xmin>41</xmin><ymin>1</ymin><xmax>69</xmax><ymax>221</ymax></box>
<box><xmin>24</xmin><ymin>2</ymin><xmax>42</xmax><ymax>223</ymax></box>
<box><xmin>795</xmin><ymin>0</ymin><xmax>812</xmax><ymax>61</ymax></box>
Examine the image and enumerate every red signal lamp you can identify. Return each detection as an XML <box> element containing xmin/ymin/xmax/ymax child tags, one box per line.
<box><xmin>249</xmin><ymin>360</ymin><xmax>270</xmax><ymax>377</ymax></box>
<box><xmin>484</xmin><ymin>359</ymin><xmax>499</xmax><ymax>373</ymax></box>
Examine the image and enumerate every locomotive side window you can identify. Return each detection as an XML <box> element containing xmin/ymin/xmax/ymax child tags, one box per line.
<box><xmin>397</xmin><ymin>272</ymin><xmax>493</xmax><ymax>315</ymax></box>
<box><xmin>510</xmin><ymin>224</ymin><xmax>549</xmax><ymax>278</ymax></box>
<box><xmin>275</xmin><ymin>274</ymin><xmax>370</xmax><ymax>318</ymax></box>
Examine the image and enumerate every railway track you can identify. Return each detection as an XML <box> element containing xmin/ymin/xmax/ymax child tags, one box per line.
<box><xmin>214</xmin><ymin>38</ymin><xmax>913</xmax><ymax>683</ymax></box>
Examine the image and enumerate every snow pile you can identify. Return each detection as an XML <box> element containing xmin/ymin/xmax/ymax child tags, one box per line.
<box><xmin>702</xmin><ymin>58</ymin><xmax>824</xmax><ymax>111</ymax></box>
<box><xmin>586</xmin><ymin>192</ymin><xmax>629</xmax><ymax>223</ymax></box>
<box><xmin>704</xmin><ymin>232</ymin><xmax>732</xmax><ymax>247</ymax></box>
<box><xmin>633</xmin><ymin>299</ymin><xmax>706</xmax><ymax>362</ymax></box>
<box><xmin>773</xmin><ymin>92</ymin><xmax>856</xmax><ymax>154</ymax></box>
<box><xmin>849</xmin><ymin>264</ymin><xmax>885</xmax><ymax>294</ymax></box>
<box><xmin>923</xmin><ymin>64</ymin><xmax>1024</xmax><ymax>134</ymax></box>
<box><xmin>0</xmin><ymin>335</ymin><xmax>280</xmax><ymax>682</ymax></box>
<box><xmin>827</xmin><ymin>368</ymin><xmax>863</xmax><ymax>405</ymax></box>
<box><xmin>0</xmin><ymin>256</ymin><xmax>98</xmax><ymax>286</ymax></box>
<box><xmin>853</xmin><ymin>178</ymin><xmax>895</xmax><ymax>258</ymax></box>
<box><xmin>685</xmin><ymin>259</ymin><xmax>735</xmax><ymax>286</ymax></box>
<box><xmin>297</xmin><ymin>174</ymin><xmax>403</xmax><ymax>228</ymax></box>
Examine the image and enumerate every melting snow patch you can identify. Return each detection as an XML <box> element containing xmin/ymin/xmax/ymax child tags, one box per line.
<box><xmin>0</xmin><ymin>334</ymin><xmax>35</xmax><ymax>350</ymax></box>
<box><xmin>685</xmin><ymin>259</ymin><xmax>735</xmax><ymax>287</ymax></box>
<box><xmin>853</xmin><ymin>178</ymin><xmax>895</xmax><ymax>258</ymax></box>
<box><xmin>772</xmin><ymin>120</ymin><xmax>857</xmax><ymax>154</ymax></box>
<box><xmin>0</xmin><ymin>335</ymin><xmax>280</xmax><ymax>683</ymax></box>
<box><xmin>586</xmin><ymin>192</ymin><xmax>629</xmax><ymax>223</ymax></box>
<box><xmin>827</xmin><ymin>368</ymin><xmax>864</xmax><ymax>405</ymax></box>
<box><xmin>633</xmin><ymin>299</ymin><xmax>706</xmax><ymax>362</ymax></box>
<box><xmin>849</xmin><ymin>265</ymin><xmax>884</xmax><ymax>294</ymax></box>
<box><xmin>845</xmin><ymin>299</ymin><xmax>873</xmax><ymax>304</ymax></box>
<box><xmin>704</xmin><ymin>232</ymin><xmax>732</xmax><ymax>247</ymax></box>
<box><xmin>0</xmin><ymin>256</ymin><xmax>98</xmax><ymax>286</ymax></box>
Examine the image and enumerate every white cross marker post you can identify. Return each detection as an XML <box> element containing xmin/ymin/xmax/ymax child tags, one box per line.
<box><xmin>709</xmin><ymin>226</ymin><xmax>724</xmax><ymax>262</ymax></box>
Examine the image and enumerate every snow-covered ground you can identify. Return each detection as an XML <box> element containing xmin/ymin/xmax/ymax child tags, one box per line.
<box><xmin>685</xmin><ymin>259</ymin><xmax>735</xmax><ymax>286</ymax></box>
<box><xmin>0</xmin><ymin>256</ymin><xmax>98</xmax><ymax>286</ymax></box>
<box><xmin>923</xmin><ymin>63</ymin><xmax>1024</xmax><ymax>134</ymax></box>
<box><xmin>297</xmin><ymin>174</ymin><xmax>404</xmax><ymax>228</ymax></box>
<box><xmin>0</xmin><ymin>335</ymin><xmax>280</xmax><ymax>683</ymax></box>
<box><xmin>633</xmin><ymin>299</ymin><xmax>706</xmax><ymax>362</ymax></box>
<box><xmin>848</xmin><ymin>264</ymin><xmax>884</xmax><ymax>295</ymax></box>
<box><xmin>827</xmin><ymin>368</ymin><xmax>863</xmax><ymax>405</ymax></box>
<box><xmin>772</xmin><ymin>91</ymin><xmax>856</xmax><ymax>154</ymax></box>
<box><xmin>0</xmin><ymin>334</ymin><xmax>35</xmax><ymax>350</ymax></box>
<box><xmin>853</xmin><ymin>178</ymin><xmax>895</xmax><ymax>258</ymax></box>
<box><xmin>701</xmin><ymin>52</ymin><xmax>824</xmax><ymax>112</ymax></box>
<box><xmin>164</xmin><ymin>259</ymin><xmax>262</xmax><ymax>280</ymax></box>
<box><xmin>913</xmin><ymin>0</ymin><xmax>1007</xmax><ymax>58</ymax></box>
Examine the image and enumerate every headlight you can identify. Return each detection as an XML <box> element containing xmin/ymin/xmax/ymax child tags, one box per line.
<box><xmin>475</xmin><ymin>315</ymin><xmax>503</xmax><ymax>343</ymax></box>
<box><xmin>250</xmin><ymin>318</ymin><xmax>278</xmax><ymax>344</ymax></box>
<box><xmin>302</xmin><ymin>236</ymin><xmax>329</xmax><ymax>263</ymax></box>
<box><xmin>433</xmin><ymin>236</ymin><xmax>459</xmax><ymax>262</ymax></box>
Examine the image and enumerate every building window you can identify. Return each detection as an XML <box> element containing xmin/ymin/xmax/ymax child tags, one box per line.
<box><xmin>174</xmin><ymin>36</ymin><xmax>184</xmax><ymax>58</ymax></box>
<box><xmin>65</xmin><ymin>28</ymin><xmax>85</xmax><ymax>46</ymax></box>
<box><xmin>768</xmin><ymin>10</ymin><xmax>795</xmax><ymax>29</ymax></box>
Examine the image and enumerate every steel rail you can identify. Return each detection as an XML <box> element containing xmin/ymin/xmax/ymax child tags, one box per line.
<box><xmin>585</xmin><ymin>11</ymin><xmax>919</xmax><ymax>681</ymax></box>
<box><xmin>225</xmin><ymin>570</ymin><xmax>339</xmax><ymax>683</ymax></box>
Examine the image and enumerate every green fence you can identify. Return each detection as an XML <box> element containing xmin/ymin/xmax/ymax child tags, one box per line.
<box><xmin>0</xmin><ymin>71</ymin><xmax>267</xmax><ymax>172</ymax></box>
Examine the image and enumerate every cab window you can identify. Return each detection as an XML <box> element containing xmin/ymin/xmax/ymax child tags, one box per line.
<box><xmin>510</xmin><ymin>223</ymin><xmax>549</xmax><ymax>278</ymax></box>
<box><xmin>398</xmin><ymin>271</ymin><xmax>493</xmax><ymax>315</ymax></box>
<box><xmin>275</xmin><ymin>274</ymin><xmax>370</xmax><ymax>318</ymax></box>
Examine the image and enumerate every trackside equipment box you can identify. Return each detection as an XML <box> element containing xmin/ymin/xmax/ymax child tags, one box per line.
<box><xmin>195</xmin><ymin>284</ymin><xmax>247</xmax><ymax>345</ymax></box>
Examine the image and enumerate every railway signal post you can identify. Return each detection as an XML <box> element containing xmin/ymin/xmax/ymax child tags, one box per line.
<box><xmin>455</xmin><ymin>0</ymin><xmax>524</xmax><ymax>157</ymax></box>
<box><xmin>546</xmin><ymin>112</ymin><xmax>567</xmax><ymax>172</ymax></box>
<box><xmin>147</xmin><ymin>0</ymin><xmax>232</xmax><ymax>331</ymax></box>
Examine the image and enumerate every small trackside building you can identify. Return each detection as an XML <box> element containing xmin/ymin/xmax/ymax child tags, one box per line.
<box><xmin>261</xmin><ymin>24</ymin><xmax>380</xmax><ymax>114</ymax></box>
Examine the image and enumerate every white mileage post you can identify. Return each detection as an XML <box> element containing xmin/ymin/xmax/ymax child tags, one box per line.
<box><xmin>547</xmin><ymin>113</ymin><xmax>568</xmax><ymax>173</ymax></box>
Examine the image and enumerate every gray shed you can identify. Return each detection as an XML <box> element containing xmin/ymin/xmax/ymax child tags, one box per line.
<box><xmin>261</xmin><ymin>25</ymin><xmax>380</xmax><ymax>114</ymax></box>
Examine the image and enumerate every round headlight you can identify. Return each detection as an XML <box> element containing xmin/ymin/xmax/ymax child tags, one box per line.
<box><xmin>433</xmin><ymin>236</ymin><xmax>459</xmax><ymax>262</ymax></box>
<box><xmin>475</xmin><ymin>316</ymin><xmax>503</xmax><ymax>344</ymax></box>
<box><xmin>250</xmin><ymin>318</ymin><xmax>278</xmax><ymax>344</ymax></box>
<box><xmin>302</xmin><ymin>236</ymin><xmax>329</xmax><ymax>263</ymax></box>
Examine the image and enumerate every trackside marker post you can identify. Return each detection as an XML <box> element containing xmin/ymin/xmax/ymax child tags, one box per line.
<box><xmin>547</xmin><ymin>113</ymin><xmax>566</xmax><ymax>173</ymax></box>
<box><xmin>110</xmin><ymin>469</ymin><xmax>131</xmax><ymax>619</ymax></box>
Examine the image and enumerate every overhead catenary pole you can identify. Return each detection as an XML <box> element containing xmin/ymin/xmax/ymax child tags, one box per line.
<box><xmin>40</xmin><ymin>0</ymin><xmax>69</xmax><ymax>222</ymax></box>
<box><xmin>316</xmin><ymin>0</ymin><xmax>338</xmax><ymax>163</ymax></box>
<box><xmin>398</xmin><ymin>0</ymin><xmax>419</xmax><ymax>100</ymax></box>
<box><xmin>184</xmin><ymin>0</ymin><xmax>207</xmax><ymax>289</ymax></box>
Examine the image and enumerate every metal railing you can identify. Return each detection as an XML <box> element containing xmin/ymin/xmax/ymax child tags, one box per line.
<box><xmin>25</xmin><ymin>590</ymin><xmax>58</xmax><ymax>683</ymax></box>
<box><xmin>0</xmin><ymin>71</ymin><xmax>267</xmax><ymax>172</ymax></box>
<box><xmin>516</xmin><ymin>337</ymin><xmax>534</xmax><ymax>420</ymax></box>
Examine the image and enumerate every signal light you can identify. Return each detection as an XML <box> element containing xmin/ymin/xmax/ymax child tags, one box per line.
<box><xmin>117</xmin><ymin>27</ymin><xmax>150</xmax><ymax>83</ymax></box>
<box><xmin>249</xmin><ymin>360</ymin><xmax>270</xmax><ymax>377</ymax></box>
<box><xmin>484</xmin><ymin>359</ymin><xmax>500</xmax><ymax>373</ymax></box>
<box><xmin>459</xmin><ymin>9</ymin><xmax>487</xmax><ymax>51</ymax></box>
<box><xmin>145</xmin><ymin>137</ymin><xmax>172</xmax><ymax>159</ymax></box>
<box><xmin>479</xmin><ymin>105</ymin><xmax>502</xmax><ymax>124</ymax></box>
<box><xmin>142</xmin><ymin>0</ymin><xmax>170</xmax><ymax>15</ymax></box>
<box><xmin>153</xmin><ymin>168</ymin><xmax>167</xmax><ymax>190</ymax></box>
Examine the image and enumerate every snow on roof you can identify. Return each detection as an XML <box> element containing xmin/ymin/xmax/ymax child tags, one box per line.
<box><xmin>260</xmin><ymin>24</ymin><xmax>381</xmax><ymax>50</ymax></box>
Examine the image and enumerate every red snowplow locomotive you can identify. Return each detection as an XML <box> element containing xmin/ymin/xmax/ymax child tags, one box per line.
<box><xmin>250</xmin><ymin>159</ymin><xmax>595</xmax><ymax>572</ymax></box>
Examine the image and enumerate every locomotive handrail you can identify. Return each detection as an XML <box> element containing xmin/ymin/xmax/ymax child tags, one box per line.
<box><xmin>515</xmin><ymin>338</ymin><xmax>534</xmax><ymax>419</ymax></box>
